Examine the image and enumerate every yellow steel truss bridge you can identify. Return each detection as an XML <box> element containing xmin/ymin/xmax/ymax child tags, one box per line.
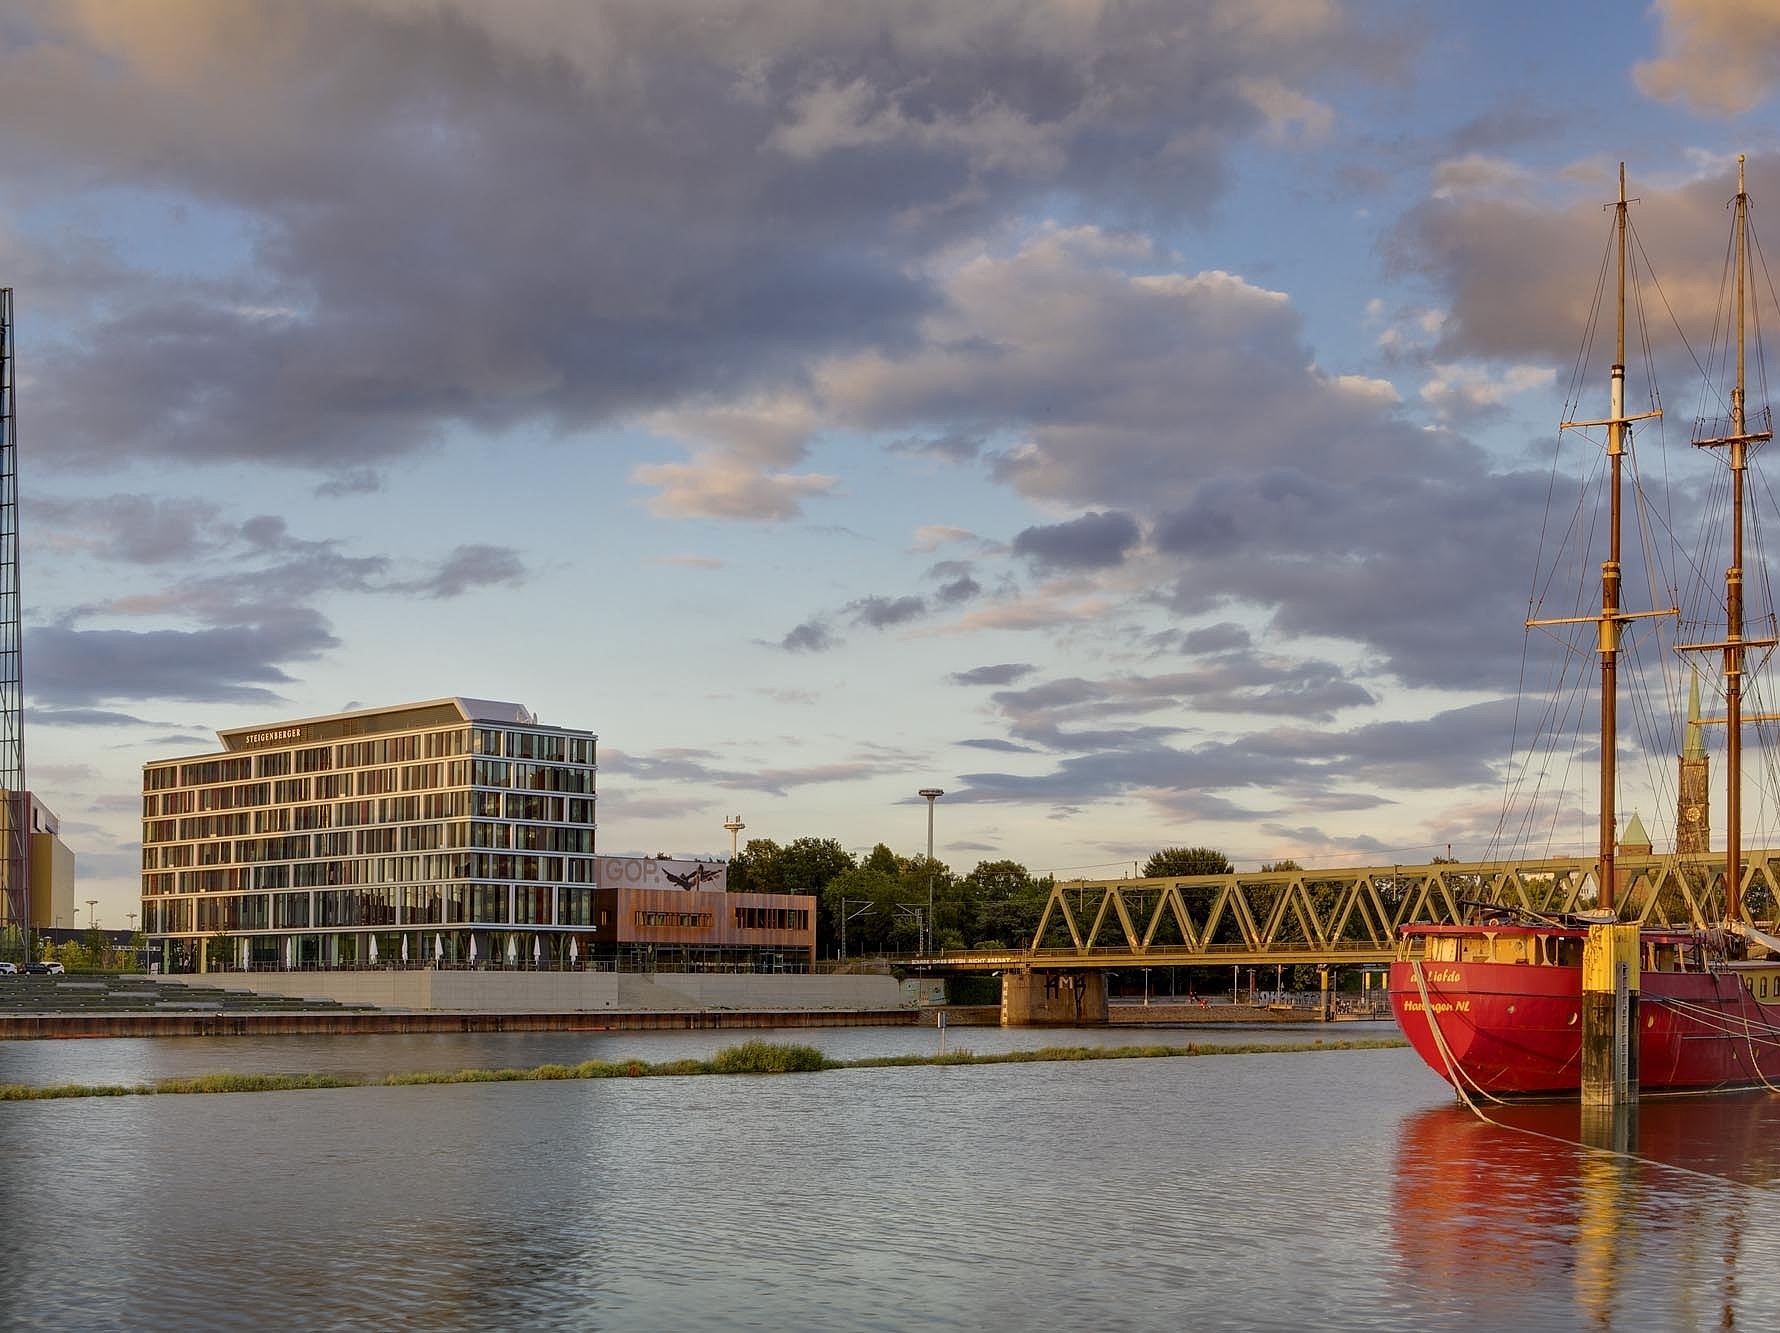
<box><xmin>910</xmin><ymin>850</ymin><xmax>1780</xmax><ymax>972</ymax></box>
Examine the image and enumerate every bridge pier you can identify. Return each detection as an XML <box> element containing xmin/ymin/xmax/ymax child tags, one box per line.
<box><xmin>1001</xmin><ymin>970</ymin><xmax>1108</xmax><ymax>1027</ymax></box>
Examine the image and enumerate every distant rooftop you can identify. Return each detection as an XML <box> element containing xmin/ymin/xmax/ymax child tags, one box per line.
<box><xmin>192</xmin><ymin>697</ymin><xmax>593</xmax><ymax>756</ymax></box>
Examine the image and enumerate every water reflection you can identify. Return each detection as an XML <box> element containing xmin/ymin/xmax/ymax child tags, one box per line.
<box><xmin>1393</xmin><ymin>1093</ymin><xmax>1780</xmax><ymax>1329</ymax></box>
<box><xmin>8</xmin><ymin>1043</ymin><xmax>1780</xmax><ymax>1329</ymax></box>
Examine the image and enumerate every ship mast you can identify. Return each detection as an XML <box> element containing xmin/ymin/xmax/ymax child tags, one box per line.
<box><xmin>1542</xmin><ymin>164</ymin><xmax>1667</xmax><ymax>916</ymax></box>
<box><xmin>1688</xmin><ymin>155</ymin><xmax>1775</xmax><ymax>924</ymax></box>
<box><xmin>1601</xmin><ymin>163</ymin><xmax>1628</xmax><ymax>913</ymax></box>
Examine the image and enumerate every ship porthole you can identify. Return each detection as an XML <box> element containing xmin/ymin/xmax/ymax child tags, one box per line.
<box><xmin>1568</xmin><ymin>1012</ymin><xmax>1578</xmax><ymax>1025</ymax></box>
<box><xmin>1647</xmin><ymin>1015</ymin><xmax>1655</xmax><ymax>1028</ymax></box>
<box><xmin>1506</xmin><ymin>1004</ymin><xmax>1515</xmax><ymax>1015</ymax></box>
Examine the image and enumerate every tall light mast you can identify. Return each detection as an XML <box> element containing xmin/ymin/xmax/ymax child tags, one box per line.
<box><xmin>0</xmin><ymin>290</ymin><xmax>26</xmax><ymax>956</ymax></box>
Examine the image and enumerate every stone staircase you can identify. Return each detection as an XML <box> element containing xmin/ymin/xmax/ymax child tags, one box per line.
<box><xmin>0</xmin><ymin>974</ymin><xmax>380</xmax><ymax>1016</ymax></box>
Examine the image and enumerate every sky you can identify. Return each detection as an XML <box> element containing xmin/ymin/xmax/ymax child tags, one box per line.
<box><xmin>6</xmin><ymin>0</ymin><xmax>1780</xmax><ymax>926</ymax></box>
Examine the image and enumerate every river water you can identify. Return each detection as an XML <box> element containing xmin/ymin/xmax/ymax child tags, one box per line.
<box><xmin>3</xmin><ymin>1021</ymin><xmax>1777</xmax><ymax>1330</ymax></box>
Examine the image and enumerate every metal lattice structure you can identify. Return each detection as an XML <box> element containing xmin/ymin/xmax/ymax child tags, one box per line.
<box><xmin>913</xmin><ymin>851</ymin><xmax>1780</xmax><ymax>972</ymax></box>
<box><xmin>0</xmin><ymin>289</ymin><xmax>25</xmax><ymax>952</ymax></box>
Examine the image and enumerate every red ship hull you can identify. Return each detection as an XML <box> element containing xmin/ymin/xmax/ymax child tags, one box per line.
<box><xmin>1389</xmin><ymin>928</ymin><xmax>1780</xmax><ymax>1097</ymax></box>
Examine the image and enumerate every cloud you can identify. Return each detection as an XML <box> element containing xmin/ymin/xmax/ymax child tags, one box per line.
<box><xmin>888</xmin><ymin>432</ymin><xmax>986</xmax><ymax>462</ymax></box>
<box><xmin>934</xmin><ymin>573</ymin><xmax>981</xmax><ymax>605</ymax></box>
<box><xmin>951</xmin><ymin>663</ymin><xmax>1036</xmax><ymax>687</ymax></box>
<box><xmin>314</xmin><ymin>468</ymin><xmax>385</xmax><ymax>498</ymax></box>
<box><xmin>0</xmin><ymin>0</ymin><xmax>1386</xmax><ymax>485</ymax></box>
<box><xmin>912</xmin><ymin>525</ymin><xmax>979</xmax><ymax>553</ymax></box>
<box><xmin>947</xmin><ymin>696</ymin><xmax>1518</xmax><ymax>823</ymax></box>
<box><xmin>26</xmin><ymin>707</ymin><xmax>159</xmax><ymax>728</ymax></box>
<box><xmin>603</xmin><ymin>745</ymin><xmax>888</xmax><ymax>799</ymax></box>
<box><xmin>392</xmin><ymin>544</ymin><xmax>528</xmax><ymax>599</ymax></box>
<box><xmin>633</xmin><ymin>454</ymin><xmax>840</xmax><ymax>521</ymax></box>
<box><xmin>780</xmin><ymin>620</ymin><xmax>835</xmax><ymax>653</ymax></box>
<box><xmin>28</xmin><ymin>620</ymin><xmax>330</xmax><ymax>707</ymax></box>
<box><xmin>1635</xmin><ymin>0</ymin><xmax>1780</xmax><ymax>116</ymax></box>
<box><xmin>1419</xmin><ymin>362</ymin><xmax>1556</xmax><ymax>422</ymax></box>
<box><xmin>1012</xmin><ymin>510</ymin><xmax>1142</xmax><ymax>571</ymax></box>
<box><xmin>847</xmin><ymin>595</ymin><xmax>928</xmax><ymax>629</ymax></box>
<box><xmin>1181</xmin><ymin>623</ymin><xmax>1252</xmax><ymax>654</ymax></box>
<box><xmin>32</xmin><ymin>494</ymin><xmax>221</xmax><ymax>564</ymax></box>
<box><xmin>956</xmin><ymin>737</ymin><xmax>1039</xmax><ymax>753</ymax></box>
<box><xmin>1236</xmin><ymin>76</ymin><xmax>1335</xmax><ymax>146</ymax></box>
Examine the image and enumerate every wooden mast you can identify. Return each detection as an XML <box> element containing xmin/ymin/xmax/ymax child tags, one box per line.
<box><xmin>1728</xmin><ymin>155</ymin><xmax>1748</xmax><ymax>922</ymax></box>
<box><xmin>1688</xmin><ymin>155</ymin><xmax>1775</xmax><ymax>924</ymax></box>
<box><xmin>1599</xmin><ymin>162</ymin><xmax>1628</xmax><ymax>915</ymax></box>
<box><xmin>1539</xmin><ymin>165</ymin><xmax>1672</xmax><ymax>917</ymax></box>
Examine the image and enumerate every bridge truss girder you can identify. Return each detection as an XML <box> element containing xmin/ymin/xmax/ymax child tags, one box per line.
<box><xmin>916</xmin><ymin>852</ymin><xmax>1780</xmax><ymax>974</ymax></box>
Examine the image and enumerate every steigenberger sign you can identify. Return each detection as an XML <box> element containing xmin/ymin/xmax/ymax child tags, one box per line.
<box><xmin>596</xmin><ymin>856</ymin><xmax>728</xmax><ymax>892</ymax></box>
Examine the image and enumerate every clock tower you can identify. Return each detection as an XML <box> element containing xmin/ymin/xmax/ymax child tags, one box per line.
<box><xmin>1677</xmin><ymin>672</ymin><xmax>1710</xmax><ymax>855</ymax></box>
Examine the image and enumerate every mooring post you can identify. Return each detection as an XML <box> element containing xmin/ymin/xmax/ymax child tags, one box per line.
<box><xmin>1581</xmin><ymin>922</ymin><xmax>1640</xmax><ymax>1106</ymax></box>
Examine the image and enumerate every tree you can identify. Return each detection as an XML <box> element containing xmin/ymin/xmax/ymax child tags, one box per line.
<box><xmin>1142</xmin><ymin>846</ymin><xmax>1232</xmax><ymax>877</ymax></box>
<box><xmin>958</xmin><ymin>860</ymin><xmax>1048</xmax><ymax>948</ymax></box>
<box><xmin>729</xmin><ymin>837</ymin><xmax>856</xmax><ymax>951</ymax></box>
<box><xmin>725</xmin><ymin>837</ymin><xmax>780</xmax><ymax>894</ymax></box>
<box><xmin>821</xmin><ymin>865</ymin><xmax>902</xmax><ymax>956</ymax></box>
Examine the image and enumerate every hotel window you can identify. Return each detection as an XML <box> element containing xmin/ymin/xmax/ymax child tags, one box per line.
<box><xmin>295</xmin><ymin>746</ymin><xmax>332</xmax><ymax>773</ymax></box>
<box><xmin>469</xmin><ymin>884</ymin><xmax>508</xmax><ymax>923</ymax></box>
<box><xmin>274</xmin><ymin>893</ymin><xmax>311</xmax><ymax>928</ymax></box>
<box><xmin>514</xmin><ymin>885</ymin><xmax>552</xmax><ymax>924</ymax></box>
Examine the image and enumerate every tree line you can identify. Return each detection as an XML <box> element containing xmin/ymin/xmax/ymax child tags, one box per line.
<box><xmin>725</xmin><ymin>840</ymin><xmax>1243</xmax><ymax>958</ymax></box>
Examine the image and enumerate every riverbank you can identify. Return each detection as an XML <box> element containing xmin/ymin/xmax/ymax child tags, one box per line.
<box><xmin>0</xmin><ymin>1006</ymin><xmax>922</xmax><ymax>1039</ymax></box>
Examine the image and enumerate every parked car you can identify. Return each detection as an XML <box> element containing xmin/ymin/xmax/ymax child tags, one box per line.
<box><xmin>44</xmin><ymin>961</ymin><xmax>64</xmax><ymax>974</ymax></box>
<box><xmin>25</xmin><ymin>961</ymin><xmax>63</xmax><ymax>975</ymax></box>
<box><xmin>0</xmin><ymin>961</ymin><xmax>16</xmax><ymax>975</ymax></box>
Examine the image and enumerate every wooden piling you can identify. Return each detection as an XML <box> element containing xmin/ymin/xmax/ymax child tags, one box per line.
<box><xmin>1581</xmin><ymin>922</ymin><xmax>1640</xmax><ymax>1106</ymax></box>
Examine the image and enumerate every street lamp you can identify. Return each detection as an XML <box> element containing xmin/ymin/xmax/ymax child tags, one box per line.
<box><xmin>723</xmin><ymin>814</ymin><xmax>746</xmax><ymax>859</ymax></box>
<box><xmin>86</xmin><ymin>899</ymin><xmax>98</xmax><ymax>932</ymax></box>
<box><xmin>918</xmin><ymin>788</ymin><xmax>943</xmax><ymax>954</ymax></box>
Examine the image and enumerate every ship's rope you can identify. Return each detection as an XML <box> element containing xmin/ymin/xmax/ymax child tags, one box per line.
<box><xmin>1410</xmin><ymin>960</ymin><xmax>1506</xmax><ymax>1111</ymax></box>
<box><xmin>1413</xmin><ymin>962</ymin><xmax>1775</xmax><ymax>1185</ymax></box>
<box><xmin>1643</xmin><ymin>980</ymin><xmax>1780</xmax><ymax>1092</ymax></box>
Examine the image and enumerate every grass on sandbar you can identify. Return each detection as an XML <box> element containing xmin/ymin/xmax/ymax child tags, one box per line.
<box><xmin>0</xmin><ymin>1035</ymin><xmax>1404</xmax><ymax>1101</ymax></box>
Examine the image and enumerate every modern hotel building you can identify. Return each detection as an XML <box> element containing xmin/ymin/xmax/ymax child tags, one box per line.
<box><xmin>141</xmin><ymin>697</ymin><xmax>816</xmax><ymax>975</ymax></box>
<box><xmin>142</xmin><ymin>698</ymin><xmax>598</xmax><ymax>973</ymax></box>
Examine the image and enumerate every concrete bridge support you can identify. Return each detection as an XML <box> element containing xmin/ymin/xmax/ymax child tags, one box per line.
<box><xmin>1001</xmin><ymin>969</ymin><xmax>1108</xmax><ymax>1027</ymax></box>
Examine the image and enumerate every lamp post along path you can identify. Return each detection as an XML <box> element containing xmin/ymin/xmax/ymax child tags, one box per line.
<box><xmin>918</xmin><ymin>789</ymin><xmax>943</xmax><ymax>955</ymax></box>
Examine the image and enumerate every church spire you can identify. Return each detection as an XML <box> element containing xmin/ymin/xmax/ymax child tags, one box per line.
<box><xmin>1684</xmin><ymin>669</ymin><xmax>1706</xmax><ymax>761</ymax></box>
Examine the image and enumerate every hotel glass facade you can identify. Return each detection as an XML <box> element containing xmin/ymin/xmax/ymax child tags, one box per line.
<box><xmin>141</xmin><ymin>698</ymin><xmax>598</xmax><ymax>973</ymax></box>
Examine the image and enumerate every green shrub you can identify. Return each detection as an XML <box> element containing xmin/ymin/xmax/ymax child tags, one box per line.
<box><xmin>708</xmin><ymin>1041</ymin><xmax>834</xmax><ymax>1074</ymax></box>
